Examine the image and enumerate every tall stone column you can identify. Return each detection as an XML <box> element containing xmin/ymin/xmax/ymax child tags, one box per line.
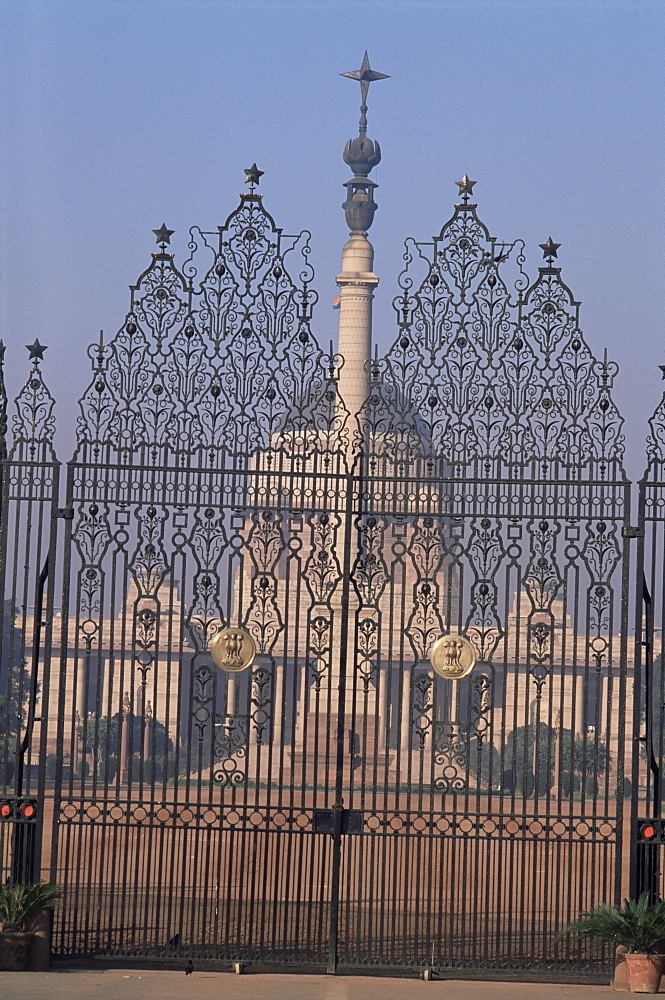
<box><xmin>333</xmin><ymin>53</ymin><xmax>388</xmax><ymax>729</ymax></box>
<box><xmin>296</xmin><ymin>54</ymin><xmax>390</xmax><ymax>764</ymax></box>
<box><xmin>336</xmin><ymin>234</ymin><xmax>378</xmax><ymax>440</ymax></box>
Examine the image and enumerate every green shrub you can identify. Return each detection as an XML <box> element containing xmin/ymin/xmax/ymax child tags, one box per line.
<box><xmin>0</xmin><ymin>881</ymin><xmax>60</xmax><ymax>931</ymax></box>
<box><xmin>557</xmin><ymin>893</ymin><xmax>665</xmax><ymax>954</ymax></box>
<box><xmin>142</xmin><ymin>759</ymin><xmax>162</xmax><ymax>783</ymax></box>
<box><xmin>103</xmin><ymin>756</ymin><xmax>119</xmax><ymax>781</ymax></box>
<box><xmin>616</xmin><ymin>777</ymin><xmax>632</xmax><ymax>800</ymax></box>
<box><xmin>515</xmin><ymin>770</ymin><xmax>534</xmax><ymax>797</ymax></box>
<box><xmin>585</xmin><ymin>775</ymin><xmax>599</xmax><ymax>797</ymax></box>
<box><xmin>561</xmin><ymin>771</ymin><xmax>581</xmax><ymax>797</ymax></box>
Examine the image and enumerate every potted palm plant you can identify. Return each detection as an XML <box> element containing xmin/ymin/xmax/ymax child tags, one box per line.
<box><xmin>0</xmin><ymin>881</ymin><xmax>59</xmax><ymax>971</ymax></box>
<box><xmin>557</xmin><ymin>893</ymin><xmax>665</xmax><ymax>993</ymax></box>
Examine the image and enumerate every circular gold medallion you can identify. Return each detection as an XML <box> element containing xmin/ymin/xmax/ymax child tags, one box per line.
<box><xmin>429</xmin><ymin>634</ymin><xmax>476</xmax><ymax>679</ymax></box>
<box><xmin>210</xmin><ymin>626</ymin><xmax>256</xmax><ymax>673</ymax></box>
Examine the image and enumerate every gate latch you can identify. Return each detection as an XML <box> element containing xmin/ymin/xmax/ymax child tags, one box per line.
<box><xmin>313</xmin><ymin>808</ymin><xmax>363</xmax><ymax>834</ymax></box>
<box><xmin>53</xmin><ymin>507</ymin><xmax>74</xmax><ymax>520</ymax></box>
<box><xmin>622</xmin><ymin>524</ymin><xmax>644</xmax><ymax>538</ymax></box>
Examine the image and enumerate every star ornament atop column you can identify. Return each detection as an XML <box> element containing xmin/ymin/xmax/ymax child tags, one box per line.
<box><xmin>341</xmin><ymin>51</ymin><xmax>390</xmax><ymax>106</ymax></box>
<box><xmin>342</xmin><ymin>52</ymin><xmax>389</xmax><ymax>140</ymax></box>
<box><xmin>539</xmin><ymin>237</ymin><xmax>561</xmax><ymax>262</ymax></box>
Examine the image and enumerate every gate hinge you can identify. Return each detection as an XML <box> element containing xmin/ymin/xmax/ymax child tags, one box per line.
<box><xmin>53</xmin><ymin>506</ymin><xmax>74</xmax><ymax>520</ymax></box>
<box><xmin>622</xmin><ymin>524</ymin><xmax>644</xmax><ymax>538</ymax></box>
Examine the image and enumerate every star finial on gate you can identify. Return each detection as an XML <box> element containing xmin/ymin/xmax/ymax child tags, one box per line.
<box><xmin>152</xmin><ymin>223</ymin><xmax>174</xmax><ymax>248</ymax></box>
<box><xmin>539</xmin><ymin>236</ymin><xmax>561</xmax><ymax>262</ymax></box>
<box><xmin>659</xmin><ymin>364</ymin><xmax>665</xmax><ymax>381</ymax></box>
<box><xmin>26</xmin><ymin>339</ymin><xmax>47</xmax><ymax>362</ymax></box>
<box><xmin>244</xmin><ymin>163</ymin><xmax>264</xmax><ymax>193</ymax></box>
<box><xmin>455</xmin><ymin>174</ymin><xmax>477</xmax><ymax>204</ymax></box>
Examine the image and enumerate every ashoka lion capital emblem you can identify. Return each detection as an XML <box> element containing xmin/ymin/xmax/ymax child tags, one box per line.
<box><xmin>429</xmin><ymin>633</ymin><xmax>476</xmax><ymax>679</ymax></box>
<box><xmin>210</xmin><ymin>626</ymin><xmax>256</xmax><ymax>673</ymax></box>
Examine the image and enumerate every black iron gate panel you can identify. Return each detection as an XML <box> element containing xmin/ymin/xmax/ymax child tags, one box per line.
<box><xmin>0</xmin><ymin>346</ymin><xmax>60</xmax><ymax>887</ymax></box>
<box><xmin>43</xmin><ymin>191</ymin><xmax>361</xmax><ymax>965</ymax></box>
<box><xmin>632</xmin><ymin>392</ymin><xmax>665</xmax><ymax>901</ymax></box>
<box><xmin>0</xmin><ymin>178</ymin><xmax>639</xmax><ymax>977</ymax></box>
<box><xmin>333</xmin><ymin>192</ymin><xmax>632</xmax><ymax>974</ymax></box>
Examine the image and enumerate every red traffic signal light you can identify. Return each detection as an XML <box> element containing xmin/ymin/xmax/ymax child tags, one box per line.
<box><xmin>0</xmin><ymin>797</ymin><xmax>37</xmax><ymax>821</ymax></box>
<box><xmin>641</xmin><ymin>823</ymin><xmax>657</xmax><ymax>840</ymax></box>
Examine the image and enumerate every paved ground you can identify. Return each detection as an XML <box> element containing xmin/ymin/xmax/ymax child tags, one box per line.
<box><xmin>0</xmin><ymin>969</ymin><xmax>628</xmax><ymax>1000</ymax></box>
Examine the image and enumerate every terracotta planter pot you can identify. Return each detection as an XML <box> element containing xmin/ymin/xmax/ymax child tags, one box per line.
<box><xmin>0</xmin><ymin>931</ymin><xmax>35</xmax><ymax>971</ymax></box>
<box><xmin>624</xmin><ymin>953</ymin><xmax>664</xmax><ymax>993</ymax></box>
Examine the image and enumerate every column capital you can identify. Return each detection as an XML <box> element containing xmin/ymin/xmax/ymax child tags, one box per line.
<box><xmin>335</xmin><ymin>273</ymin><xmax>380</xmax><ymax>289</ymax></box>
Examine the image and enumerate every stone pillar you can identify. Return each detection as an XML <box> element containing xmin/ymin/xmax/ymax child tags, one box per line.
<box><xmin>226</xmin><ymin>674</ymin><xmax>237</xmax><ymax>717</ymax></box>
<box><xmin>336</xmin><ymin>233</ymin><xmax>379</xmax><ymax>439</ymax></box>
<box><xmin>377</xmin><ymin>665</ymin><xmax>389</xmax><ymax>749</ymax></box>
<box><xmin>574</xmin><ymin>682</ymin><xmax>585</xmax><ymax>737</ymax></box>
<box><xmin>400</xmin><ymin>670</ymin><xmax>412</xmax><ymax>754</ymax></box>
<box><xmin>272</xmin><ymin>660</ymin><xmax>284</xmax><ymax>745</ymax></box>
<box><xmin>76</xmin><ymin>654</ymin><xmax>89</xmax><ymax>730</ymax></box>
<box><xmin>599</xmin><ymin>674</ymin><xmax>609</xmax><ymax>740</ymax></box>
<box><xmin>142</xmin><ymin>701</ymin><xmax>153</xmax><ymax>760</ymax></box>
<box><xmin>120</xmin><ymin>691</ymin><xmax>131</xmax><ymax>783</ymax></box>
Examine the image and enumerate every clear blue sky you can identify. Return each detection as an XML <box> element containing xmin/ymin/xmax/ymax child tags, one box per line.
<box><xmin>0</xmin><ymin>0</ymin><xmax>663</xmax><ymax>477</ymax></box>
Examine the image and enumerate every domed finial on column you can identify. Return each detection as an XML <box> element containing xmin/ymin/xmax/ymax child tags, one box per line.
<box><xmin>341</xmin><ymin>51</ymin><xmax>389</xmax><ymax>233</ymax></box>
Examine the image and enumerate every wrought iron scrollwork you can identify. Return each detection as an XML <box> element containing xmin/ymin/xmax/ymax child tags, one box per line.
<box><xmin>361</xmin><ymin>185</ymin><xmax>623</xmax><ymax>483</ymax></box>
<box><xmin>464</xmin><ymin>517</ymin><xmax>504</xmax><ymax>662</ymax></box>
<box><xmin>432</xmin><ymin>722</ymin><xmax>469</xmax><ymax>793</ymax></box>
<box><xmin>186</xmin><ymin>507</ymin><xmax>227</xmax><ymax>653</ymax></box>
<box><xmin>212</xmin><ymin>714</ymin><xmax>248</xmax><ymax>786</ymax></box>
<box><xmin>11</xmin><ymin>357</ymin><xmax>56</xmax><ymax>461</ymax></box>
<box><xmin>245</xmin><ymin>510</ymin><xmax>285</xmax><ymax>654</ymax></box>
<box><xmin>74</xmin><ymin>185</ymin><xmax>345</xmax><ymax>472</ymax></box>
<box><xmin>405</xmin><ymin>516</ymin><xmax>445</xmax><ymax>660</ymax></box>
<box><xmin>73</xmin><ymin>502</ymin><xmax>112</xmax><ymax>650</ymax></box>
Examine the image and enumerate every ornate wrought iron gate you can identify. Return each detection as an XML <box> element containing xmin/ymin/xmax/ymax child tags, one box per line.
<box><xmin>0</xmin><ymin>179</ymin><xmax>649</xmax><ymax>977</ymax></box>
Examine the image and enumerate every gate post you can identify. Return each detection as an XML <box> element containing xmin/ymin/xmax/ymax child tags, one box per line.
<box><xmin>630</xmin><ymin>521</ymin><xmax>662</xmax><ymax>903</ymax></box>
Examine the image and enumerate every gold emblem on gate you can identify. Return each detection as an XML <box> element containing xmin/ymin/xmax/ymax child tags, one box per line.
<box><xmin>429</xmin><ymin>634</ymin><xmax>476</xmax><ymax>679</ymax></box>
<box><xmin>210</xmin><ymin>626</ymin><xmax>256</xmax><ymax>673</ymax></box>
